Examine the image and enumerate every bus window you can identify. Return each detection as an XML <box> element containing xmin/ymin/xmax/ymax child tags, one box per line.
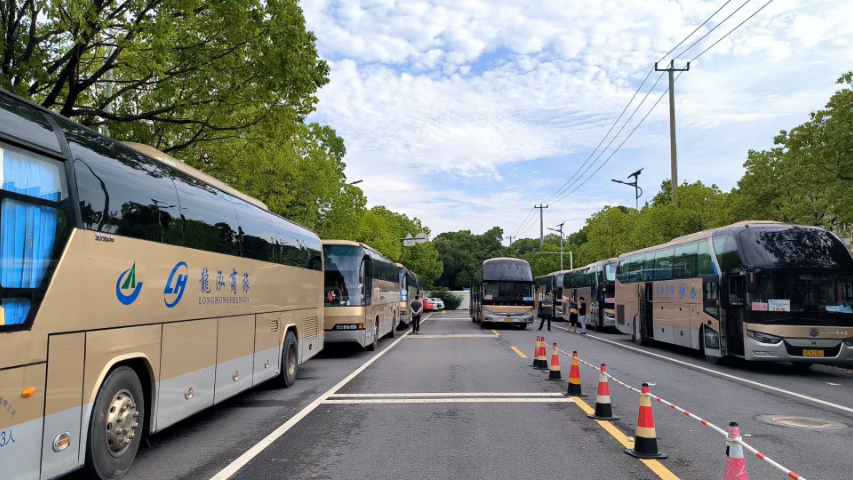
<box><xmin>629</xmin><ymin>255</ymin><xmax>644</xmax><ymax>282</ymax></box>
<box><xmin>0</xmin><ymin>94</ymin><xmax>62</xmax><ymax>153</ymax></box>
<box><xmin>643</xmin><ymin>253</ymin><xmax>656</xmax><ymax>281</ymax></box>
<box><xmin>714</xmin><ymin>234</ymin><xmax>742</xmax><ymax>272</ymax></box>
<box><xmin>173</xmin><ymin>172</ymin><xmax>240</xmax><ymax>256</ymax></box>
<box><xmin>231</xmin><ymin>197</ymin><xmax>277</xmax><ymax>262</ymax></box>
<box><xmin>0</xmin><ymin>142</ymin><xmax>70</xmax><ymax>326</ymax></box>
<box><xmin>653</xmin><ymin>249</ymin><xmax>674</xmax><ymax>281</ymax></box>
<box><xmin>271</xmin><ymin>215</ymin><xmax>305</xmax><ymax>268</ymax></box>
<box><xmin>673</xmin><ymin>243</ymin><xmax>698</xmax><ymax>278</ymax></box>
<box><xmin>697</xmin><ymin>240</ymin><xmax>715</xmax><ymax>275</ymax></box>
<box><xmin>65</xmin><ymin>121</ymin><xmax>183</xmax><ymax>245</ymax></box>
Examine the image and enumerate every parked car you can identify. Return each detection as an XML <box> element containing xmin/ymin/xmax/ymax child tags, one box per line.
<box><xmin>423</xmin><ymin>298</ymin><xmax>435</xmax><ymax>311</ymax></box>
<box><xmin>427</xmin><ymin>297</ymin><xmax>445</xmax><ymax>310</ymax></box>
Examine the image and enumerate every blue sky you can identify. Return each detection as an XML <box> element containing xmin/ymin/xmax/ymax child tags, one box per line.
<box><xmin>302</xmin><ymin>0</ymin><xmax>853</xmax><ymax>241</ymax></box>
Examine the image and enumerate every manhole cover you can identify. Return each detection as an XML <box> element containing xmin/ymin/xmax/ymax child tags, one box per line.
<box><xmin>757</xmin><ymin>415</ymin><xmax>846</xmax><ymax>430</ymax></box>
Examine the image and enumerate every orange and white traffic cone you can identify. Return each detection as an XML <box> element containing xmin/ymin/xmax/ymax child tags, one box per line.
<box><xmin>548</xmin><ymin>343</ymin><xmax>561</xmax><ymax>380</ymax></box>
<box><xmin>562</xmin><ymin>351</ymin><xmax>586</xmax><ymax>397</ymax></box>
<box><xmin>536</xmin><ymin>338</ymin><xmax>549</xmax><ymax>370</ymax></box>
<box><xmin>587</xmin><ymin>364</ymin><xmax>619</xmax><ymax>420</ymax></box>
<box><xmin>625</xmin><ymin>383</ymin><xmax>667</xmax><ymax>459</ymax></box>
<box><xmin>531</xmin><ymin>336</ymin><xmax>541</xmax><ymax>367</ymax></box>
<box><xmin>723</xmin><ymin>422</ymin><xmax>748</xmax><ymax>480</ymax></box>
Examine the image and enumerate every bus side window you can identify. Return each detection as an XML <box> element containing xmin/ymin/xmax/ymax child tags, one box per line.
<box><xmin>714</xmin><ymin>235</ymin><xmax>742</xmax><ymax>272</ymax></box>
<box><xmin>230</xmin><ymin>197</ymin><xmax>277</xmax><ymax>262</ymax></box>
<box><xmin>697</xmin><ymin>240</ymin><xmax>715</xmax><ymax>275</ymax></box>
<box><xmin>173</xmin><ymin>172</ymin><xmax>240</xmax><ymax>256</ymax></box>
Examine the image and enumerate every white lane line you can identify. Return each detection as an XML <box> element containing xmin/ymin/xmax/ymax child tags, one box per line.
<box><xmin>551</xmin><ymin>324</ymin><xmax>853</xmax><ymax>415</ymax></box>
<box><xmin>428</xmin><ymin>318</ymin><xmax>472</xmax><ymax>321</ymax></box>
<box><xmin>322</xmin><ymin>398</ymin><xmax>575</xmax><ymax>404</ymax></box>
<box><xmin>405</xmin><ymin>334</ymin><xmax>498</xmax><ymax>339</ymax></box>
<box><xmin>330</xmin><ymin>392</ymin><xmax>565</xmax><ymax>398</ymax></box>
<box><xmin>209</xmin><ymin>325</ymin><xmax>415</xmax><ymax>480</ymax></box>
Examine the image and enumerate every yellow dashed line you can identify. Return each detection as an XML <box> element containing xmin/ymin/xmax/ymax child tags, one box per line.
<box><xmin>492</xmin><ymin>329</ymin><xmax>500</xmax><ymax>336</ymax></box>
<box><xmin>510</xmin><ymin>346</ymin><xmax>528</xmax><ymax>359</ymax></box>
<box><xmin>570</xmin><ymin>397</ymin><xmax>680</xmax><ymax>480</ymax></box>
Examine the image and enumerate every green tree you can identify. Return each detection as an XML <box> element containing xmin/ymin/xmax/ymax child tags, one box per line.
<box><xmin>1</xmin><ymin>0</ymin><xmax>328</xmax><ymax>152</ymax></box>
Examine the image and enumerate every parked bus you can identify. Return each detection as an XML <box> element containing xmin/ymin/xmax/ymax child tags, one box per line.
<box><xmin>397</xmin><ymin>264</ymin><xmax>421</xmax><ymax>328</ymax></box>
<box><xmin>0</xmin><ymin>90</ymin><xmax>324</xmax><ymax>480</ymax></box>
<box><xmin>534</xmin><ymin>271</ymin><xmax>565</xmax><ymax>320</ymax></box>
<box><xmin>323</xmin><ymin>241</ymin><xmax>400</xmax><ymax>349</ymax></box>
<box><xmin>614</xmin><ymin>221</ymin><xmax>853</xmax><ymax>366</ymax></box>
<box><xmin>561</xmin><ymin>258</ymin><xmax>619</xmax><ymax>330</ymax></box>
<box><xmin>471</xmin><ymin>258</ymin><xmax>534</xmax><ymax>328</ymax></box>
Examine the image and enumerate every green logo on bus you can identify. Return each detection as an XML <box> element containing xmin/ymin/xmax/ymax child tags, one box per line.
<box><xmin>116</xmin><ymin>262</ymin><xmax>143</xmax><ymax>305</ymax></box>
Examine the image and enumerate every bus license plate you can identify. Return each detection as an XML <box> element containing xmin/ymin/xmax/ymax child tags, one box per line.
<box><xmin>504</xmin><ymin>318</ymin><xmax>514</xmax><ymax>322</ymax></box>
<box><xmin>802</xmin><ymin>349</ymin><xmax>824</xmax><ymax>357</ymax></box>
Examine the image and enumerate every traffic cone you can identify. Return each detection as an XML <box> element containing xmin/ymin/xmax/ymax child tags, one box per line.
<box><xmin>536</xmin><ymin>338</ymin><xmax>549</xmax><ymax>370</ymax></box>
<box><xmin>587</xmin><ymin>364</ymin><xmax>619</xmax><ymax>420</ymax></box>
<box><xmin>531</xmin><ymin>336</ymin><xmax>541</xmax><ymax>367</ymax></box>
<box><xmin>548</xmin><ymin>343</ymin><xmax>561</xmax><ymax>380</ymax></box>
<box><xmin>562</xmin><ymin>351</ymin><xmax>586</xmax><ymax>397</ymax></box>
<box><xmin>625</xmin><ymin>383</ymin><xmax>667</xmax><ymax>459</ymax></box>
<box><xmin>723</xmin><ymin>422</ymin><xmax>748</xmax><ymax>480</ymax></box>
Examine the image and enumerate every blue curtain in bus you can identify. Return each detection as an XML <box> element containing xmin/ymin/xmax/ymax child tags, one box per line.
<box><xmin>0</xmin><ymin>148</ymin><xmax>61</xmax><ymax>325</ymax></box>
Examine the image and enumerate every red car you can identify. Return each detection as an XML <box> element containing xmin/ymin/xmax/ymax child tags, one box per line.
<box><xmin>423</xmin><ymin>299</ymin><xmax>434</xmax><ymax>311</ymax></box>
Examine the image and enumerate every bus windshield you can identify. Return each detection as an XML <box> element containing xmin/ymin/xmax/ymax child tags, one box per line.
<box><xmin>483</xmin><ymin>281</ymin><xmax>534</xmax><ymax>304</ymax></box>
<box><xmin>323</xmin><ymin>245</ymin><xmax>364</xmax><ymax>306</ymax></box>
<box><xmin>605</xmin><ymin>263</ymin><xmax>616</xmax><ymax>282</ymax></box>
<box><xmin>738</xmin><ymin>227</ymin><xmax>853</xmax><ymax>269</ymax></box>
<box><xmin>747</xmin><ymin>271</ymin><xmax>853</xmax><ymax>317</ymax></box>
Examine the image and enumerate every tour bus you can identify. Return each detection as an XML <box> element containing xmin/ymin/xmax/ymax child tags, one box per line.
<box><xmin>323</xmin><ymin>240</ymin><xmax>400</xmax><ymax>349</ymax></box>
<box><xmin>0</xmin><ymin>90</ymin><xmax>324</xmax><ymax>480</ymax></box>
<box><xmin>561</xmin><ymin>259</ymin><xmax>618</xmax><ymax>329</ymax></box>
<box><xmin>471</xmin><ymin>258</ymin><xmax>535</xmax><ymax>328</ymax></box>
<box><xmin>397</xmin><ymin>264</ymin><xmax>421</xmax><ymax>328</ymax></box>
<box><xmin>534</xmin><ymin>271</ymin><xmax>565</xmax><ymax>319</ymax></box>
<box><xmin>614</xmin><ymin>221</ymin><xmax>853</xmax><ymax>366</ymax></box>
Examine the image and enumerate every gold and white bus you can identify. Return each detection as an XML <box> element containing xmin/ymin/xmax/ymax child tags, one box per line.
<box><xmin>471</xmin><ymin>258</ymin><xmax>535</xmax><ymax>328</ymax></box>
<box><xmin>614</xmin><ymin>221</ymin><xmax>853</xmax><ymax>366</ymax></box>
<box><xmin>561</xmin><ymin>258</ymin><xmax>618</xmax><ymax>329</ymax></box>
<box><xmin>397</xmin><ymin>264</ymin><xmax>421</xmax><ymax>328</ymax></box>
<box><xmin>0</xmin><ymin>91</ymin><xmax>324</xmax><ymax>480</ymax></box>
<box><xmin>323</xmin><ymin>241</ymin><xmax>400</xmax><ymax>350</ymax></box>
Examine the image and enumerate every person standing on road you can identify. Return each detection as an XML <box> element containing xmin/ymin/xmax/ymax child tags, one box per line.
<box><xmin>578</xmin><ymin>297</ymin><xmax>587</xmax><ymax>334</ymax></box>
<box><xmin>410</xmin><ymin>295</ymin><xmax>423</xmax><ymax>334</ymax></box>
<box><xmin>538</xmin><ymin>294</ymin><xmax>553</xmax><ymax>332</ymax></box>
<box><xmin>568</xmin><ymin>297</ymin><xmax>579</xmax><ymax>333</ymax></box>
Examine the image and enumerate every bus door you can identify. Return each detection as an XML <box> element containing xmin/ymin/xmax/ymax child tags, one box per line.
<box><xmin>640</xmin><ymin>282</ymin><xmax>654</xmax><ymax>339</ymax></box>
<box><xmin>726</xmin><ymin>275</ymin><xmax>746</xmax><ymax>356</ymax></box>
<box><xmin>702</xmin><ymin>274</ymin><xmax>723</xmax><ymax>359</ymax></box>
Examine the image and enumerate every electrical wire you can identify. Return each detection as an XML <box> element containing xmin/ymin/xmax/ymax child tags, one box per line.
<box><xmin>509</xmin><ymin>207</ymin><xmax>536</xmax><ymax>237</ymax></box>
<box><xmin>690</xmin><ymin>0</ymin><xmax>775</xmax><ymax>62</ymax></box>
<box><xmin>673</xmin><ymin>0</ymin><xmax>753</xmax><ymax>60</ymax></box>
<box><xmin>657</xmin><ymin>0</ymin><xmax>733</xmax><ymax>62</ymax></box>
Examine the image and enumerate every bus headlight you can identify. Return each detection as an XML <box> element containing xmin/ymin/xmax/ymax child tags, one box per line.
<box><xmin>747</xmin><ymin>330</ymin><xmax>782</xmax><ymax>344</ymax></box>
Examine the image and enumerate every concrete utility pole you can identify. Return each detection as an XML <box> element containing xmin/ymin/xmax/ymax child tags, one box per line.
<box><xmin>570</xmin><ymin>251</ymin><xmax>573</xmax><ymax>270</ymax></box>
<box><xmin>655</xmin><ymin>60</ymin><xmax>689</xmax><ymax>206</ymax></box>
<box><xmin>507</xmin><ymin>236</ymin><xmax>514</xmax><ymax>248</ymax></box>
<box><xmin>548</xmin><ymin>223</ymin><xmax>565</xmax><ymax>270</ymax></box>
<box><xmin>534</xmin><ymin>204</ymin><xmax>548</xmax><ymax>247</ymax></box>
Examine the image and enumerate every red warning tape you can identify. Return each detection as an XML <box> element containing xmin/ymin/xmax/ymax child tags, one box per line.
<box><xmin>555</xmin><ymin>348</ymin><xmax>808</xmax><ymax>480</ymax></box>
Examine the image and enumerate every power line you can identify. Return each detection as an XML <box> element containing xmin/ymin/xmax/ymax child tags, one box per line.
<box><xmin>657</xmin><ymin>0</ymin><xmax>733</xmax><ymax>62</ymax></box>
<box><xmin>673</xmin><ymin>0</ymin><xmax>753</xmax><ymax>60</ymax></box>
<box><xmin>509</xmin><ymin>207</ymin><xmax>535</xmax><ymax>236</ymax></box>
<box><xmin>690</xmin><ymin>0</ymin><xmax>775</xmax><ymax>62</ymax></box>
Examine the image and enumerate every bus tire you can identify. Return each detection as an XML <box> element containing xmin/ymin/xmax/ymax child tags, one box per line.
<box><xmin>83</xmin><ymin>366</ymin><xmax>145</xmax><ymax>480</ymax></box>
<box><xmin>389</xmin><ymin>317</ymin><xmax>397</xmax><ymax>338</ymax></box>
<box><xmin>280</xmin><ymin>331</ymin><xmax>299</xmax><ymax>388</ymax></box>
<box><xmin>366</xmin><ymin>318</ymin><xmax>379</xmax><ymax>351</ymax></box>
<box><xmin>632</xmin><ymin>319</ymin><xmax>645</xmax><ymax>346</ymax></box>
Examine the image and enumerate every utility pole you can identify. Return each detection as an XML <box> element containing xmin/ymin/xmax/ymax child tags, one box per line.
<box><xmin>507</xmin><ymin>236</ymin><xmax>514</xmax><ymax>248</ymax></box>
<box><xmin>534</xmin><ymin>204</ymin><xmax>548</xmax><ymax>247</ymax></box>
<box><xmin>655</xmin><ymin>60</ymin><xmax>689</xmax><ymax>206</ymax></box>
<box><xmin>548</xmin><ymin>223</ymin><xmax>565</xmax><ymax>270</ymax></box>
<box><xmin>570</xmin><ymin>251</ymin><xmax>573</xmax><ymax>270</ymax></box>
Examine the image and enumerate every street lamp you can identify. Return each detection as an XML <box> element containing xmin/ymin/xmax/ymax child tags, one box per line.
<box><xmin>348</xmin><ymin>179</ymin><xmax>363</xmax><ymax>185</ymax></box>
<box><xmin>611</xmin><ymin>168</ymin><xmax>644</xmax><ymax>210</ymax></box>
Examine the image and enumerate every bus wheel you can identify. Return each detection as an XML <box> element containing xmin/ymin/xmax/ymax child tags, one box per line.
<box><xmin>632</xmin><ymin>320</ymin><xmax>645</xmax><ymax>346</ymax></box>
<box><xmin>791</xmin><ymin>362</ymin><xmax>813</xmax><ymax>370</ymax></box>
<box><xmin>366</xmin><ymin>318</ymin><xmax>379</xmax><ymax>351</ymax></box>
<box><xmin>280</xmin><ymin>331</ymin><xmax>299</xmax><ymax>388</ymax></box>
<box><xmin>83</xmin><ymin>366</ymin><xmax>145</xmax><ymax>480</ymax></box>
<box><xmin>389</xmin><ymin>317</ymin><xmax>397</xmax><ymax>338</ymax></box>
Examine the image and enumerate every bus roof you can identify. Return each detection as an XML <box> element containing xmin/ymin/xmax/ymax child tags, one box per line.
<box><xmin>618</xmin><ymin>221</ymin><xmax>785</xmax><ymax>259</ymax></box>
<box><xmin>123</xmin><ymin>142</ymin><xmax>269</xmax><ymax>211</ymax></box>
<box><xmin>322</xmin><ymin>239</ymin><xmax>363</xmax><ymax>247</ymax></box>
<box><xmin>483</xmin><ymin>257</ymin><xmax>533</xmax><ymax>282</ymax></box>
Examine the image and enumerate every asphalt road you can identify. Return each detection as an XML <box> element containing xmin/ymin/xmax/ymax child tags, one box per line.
<box><xmin>120</xmin><ymin>312</ymin><xmax>853</xmax><ymax>480</ymax></box>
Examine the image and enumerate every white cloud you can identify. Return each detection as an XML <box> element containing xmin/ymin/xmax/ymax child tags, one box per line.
<box><xmin>303</xmin><ymin>0</ymin><xmax>853</xmax><ymax>237</ymax></box>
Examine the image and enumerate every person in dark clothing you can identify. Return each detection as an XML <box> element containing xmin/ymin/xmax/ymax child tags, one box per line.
<box><xmin>568</xmin><ymin>297</ymin><xmax>579</xmax><ymax>333</ymax></box>
<box><xmin>410</xmin><ymin>295</ymin><xmax>423</xmax><ymax>334</ymax></box>
<box><xmin>578</xmin><ymin>296</ymin><xmax>587</xmax><ymax>334</ymax></box>
<box><xmin>538</xmin><ymin>294</ymin><xmax>553</xmax><ymax>331</ymax></box>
